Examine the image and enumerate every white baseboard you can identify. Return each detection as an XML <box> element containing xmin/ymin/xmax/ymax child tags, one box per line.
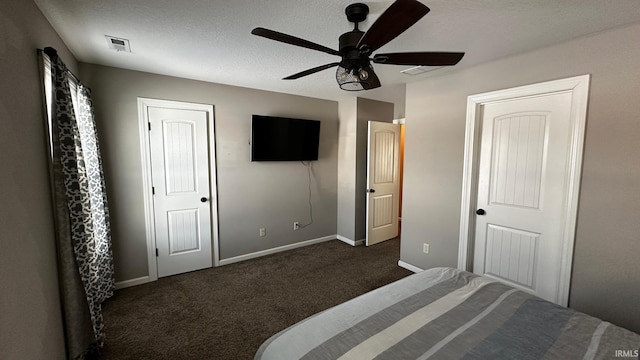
<box><xmin>398</xmin><ymin>260</ymin><xmax>424</xmax><ymax>273</ymax></box>
<box><xmin>336</xmin><ymin>235</ymin><xmax>365</xmax><ymax>246</ymax></box>
<box><xmin>219</xmin><ymin>235</ymin><xmax>337</xmax><ymax>266</ymax></box>
<box><xmin>115</xmin><ymin>276</ymin><xmax>151</xmax><ymax>290</ymax></box>
<box><xmin>114</xmin><ymin>236</ymin><xmax>337</xmax><ymax>288</ymax></box>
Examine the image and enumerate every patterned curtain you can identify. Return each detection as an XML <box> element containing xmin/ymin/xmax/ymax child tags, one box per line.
<box><xmin>44</xmin><ymin>48</ymin><xmax>115</xmax><ymax>359</ymax></box>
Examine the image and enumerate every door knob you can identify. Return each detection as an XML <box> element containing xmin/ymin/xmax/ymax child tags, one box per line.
<box><xmin>200</xmin><ymin>197</ymin><xmax>208</xmax><ymax>203</ymax></box>
<box><xmin>367</xmin><ymin>189</ymin><xmax>376</xmax><ymax>193</ymax></box>
<box><xmin>476</xmin><ymin>209</ymin><xmax>486</xmax><ymax>215</ymax></box>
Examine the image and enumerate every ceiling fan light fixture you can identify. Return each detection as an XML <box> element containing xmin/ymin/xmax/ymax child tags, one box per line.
<box><xmin>358</xmin><ymin>68</ymin><xmax>369</xmax><ymax>80</ymax></box>
<box><xmin>336</xmin><ymin>64</ymin><xmax>368</xmax><ymax>91</ymax></box>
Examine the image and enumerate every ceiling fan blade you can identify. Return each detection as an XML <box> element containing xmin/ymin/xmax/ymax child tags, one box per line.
<box><xmin>373</xmin><ymin>52</ymin><xmax>465</xmax><ymax>66</ymax></box>
<box><xmin>357</xmin><ymin>0</ymin><xmax>430</xmax><ymax>54</ymax></box>
<box><xmin>361</xmin><ymin>66</ymin><xmax>381</xmax><ymax>90</ymax></box>
<box><xmin>283</xmin><ymin>62</ymin><xmax>341</xmax><ymax>80</ymax></box>
<box><xmin>252</xmin><ymin>27</ymin><xmax>340</xmax><ymax>57</ymax></box>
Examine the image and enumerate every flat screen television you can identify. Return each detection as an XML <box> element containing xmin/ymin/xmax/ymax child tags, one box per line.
<box><xmin>251</xmin><ymin>115</ymin><xmax>321</xmax><ymax>161</ymax></box>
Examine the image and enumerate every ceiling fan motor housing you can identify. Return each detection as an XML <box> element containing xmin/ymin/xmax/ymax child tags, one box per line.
<box><xmin>339</xmin><ymin>31</ymin><xmax>364</xmax><ymax>61</ymax></box>
<box><xmin>338</xmin><ymin>30</ymin><xmax>370</xmax><ymax>81</ymax></box>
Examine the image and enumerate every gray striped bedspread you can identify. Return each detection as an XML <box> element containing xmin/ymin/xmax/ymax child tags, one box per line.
<box><xmin>255</xmin><ymin>267</ymin><xmax>640</xmax><ymax>360</ymax></box>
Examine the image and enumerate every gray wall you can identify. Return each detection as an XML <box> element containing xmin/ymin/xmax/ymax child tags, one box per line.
<box><xmin>401</xmin><ymin>23</ymin><xmax>640</xmax><ymax>332</ymax></box>
<box><xmin>79</xmin><ymin>64</ymin><xmax>339</xmax><ymax>282</ymax></box>
<box><xmin>337</xmin><ymin>98</ymin><xmax>358</xmax><ymax>241</ymax></box>
<box><xmin>336</xmin><ymin>98</ymin><xmax>394</xmax><ymax>242</ymax></box>
<box><xmin>0</xmin><ymin>0</ymin><xmax>75</xmax><ymax>358</ymax></box>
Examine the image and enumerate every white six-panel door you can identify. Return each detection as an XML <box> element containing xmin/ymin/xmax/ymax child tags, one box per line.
<box><xmin>473</xmin><ymin>92</ymin><xmax>573</xmax><ymax>303</ymax></box>
<box><xmin>366</xmin><ymin>121</ymin><xmax>400</xmax><ymax>246</ymax></box>
<box><xmin>148</xmin><ymin>106</ymin><xmax>213</xmax><ymax>277</ymax></box>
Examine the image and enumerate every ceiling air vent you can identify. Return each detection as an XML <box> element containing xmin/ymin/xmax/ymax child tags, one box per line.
<box><xmin>400</xmin><ymin>65</ymin><xmax>442</xmax><ymax>76</ymax></box>
<box><xmin>105</xmin><ymin>35</ymin><xmax>131</xmax><ymax>52</ymax></box>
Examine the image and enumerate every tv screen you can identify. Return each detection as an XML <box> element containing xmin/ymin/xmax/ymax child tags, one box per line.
<box><xmin>251</xmin><ymin>115</ymin><xmax>320</xmax><ymax>161</ymax></box>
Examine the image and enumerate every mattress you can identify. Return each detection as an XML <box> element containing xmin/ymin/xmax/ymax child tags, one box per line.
<box><xmin>255</xmin><ymin>267</ymin><xmax>640</xmax><ymax>360</ymax></box>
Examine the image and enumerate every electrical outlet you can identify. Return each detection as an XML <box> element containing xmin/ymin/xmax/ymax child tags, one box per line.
<box><xmin>423</xmin><ymin>243</ymin><xmax>430</xmax><ymax>254</ymax></box>
<box><xmin>259</xmin><ymin>227</ymin><xmax>266</xmax><ymax>237</ymax></box>
<box><xmin>293</xmin><ymin>221</ymin><xmax>300</xmax><ymax>230</ymax></box>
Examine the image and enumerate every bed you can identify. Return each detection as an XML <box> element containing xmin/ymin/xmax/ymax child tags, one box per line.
<box><xmin>255</xmin><ymin>267</ymin><xmax>640</xmax><ymax>360</ymax></box>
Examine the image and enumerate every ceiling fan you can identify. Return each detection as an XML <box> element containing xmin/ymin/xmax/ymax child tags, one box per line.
<box><xmin>251</xmin><ymin>0</ymin><xmax>465</xmax><ymax>91</ymax></box>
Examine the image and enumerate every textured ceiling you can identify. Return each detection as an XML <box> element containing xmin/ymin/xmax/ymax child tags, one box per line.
<box><xmin>34</xmin><ymin>0</ymin><xmax>640</xmax><ymax>104</ymax></box>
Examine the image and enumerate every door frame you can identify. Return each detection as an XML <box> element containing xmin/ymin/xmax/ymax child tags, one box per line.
<box><xmin>138</xmin><ymin>98</ymin><xmax>220</xmax><ymax>282</ymax></box>
<box><xmin>365</xmin><ymin>121</ymin><xmax>401</xmax><ymax>246</ymax></box>
<box><xmin>457</xmin><ymin>75</ymin><xmax>590</xmax><ymax>306</ymax></box>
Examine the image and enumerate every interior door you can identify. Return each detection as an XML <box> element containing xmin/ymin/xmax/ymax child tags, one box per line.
<box><xmin>473</xmin><ymin>92</ymin><xmax>573</xmax><ymax>303</ymax></box>
<box><xmin>148</xmin><ymin>106</ymin><xmax>213</xmax><ymax>277</ymax></box>
<box><xmin>366</xmin><ymin>121</ymin><xmax>400</xmax><ymax>246</ymax></box>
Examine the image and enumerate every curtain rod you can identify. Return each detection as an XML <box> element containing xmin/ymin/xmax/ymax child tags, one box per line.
<box><xmin>42</xmin><ymin>46</ymin><xmax>82</xmax><ymax>84</ymax></box>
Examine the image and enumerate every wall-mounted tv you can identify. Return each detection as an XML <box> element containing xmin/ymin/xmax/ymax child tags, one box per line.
<box><xmin>251</xmin><ymin>115</ymin><xmax>321</xmax><ymax>161</ymax></box>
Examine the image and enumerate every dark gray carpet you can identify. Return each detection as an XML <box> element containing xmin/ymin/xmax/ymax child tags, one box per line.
<box><xmin>98</xmin><ymin>238</ymin><xmax>412</xmax><ymax>360</ymax></box>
